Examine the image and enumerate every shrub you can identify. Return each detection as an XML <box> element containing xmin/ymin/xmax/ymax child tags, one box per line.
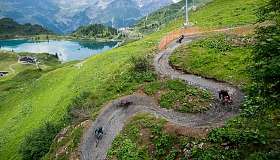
<box><xmin>160</xmin><ymin>91</ymin><xmax>179</xmax><ymax>109</ymax></box>
<box><xmin>250</xmin><ymin>0</ymin><xmax>280</xmax><ymax>96</ymax></box>
<box><xmin>191</xmin><ymin>147</ymin><xmax>241</xmax><ymax>160</ymax></box>
<box><xmin>108</xmin><ymin>137</ymin><xmax>146</xmax><ymax>160</ymax></box>
<box><xmin>127</xmin><ymin>56</ymin><xmax>157</xmax><ymax>83</ymax></box>
<box><xmin>130</xmin><ymin>56</ymin><xmax>152</xmax><ymax>72</ymax></box>
<box><xmin>115</xmin><ymin>139</ymin><xmax>141</xmax><ymax>160</ymax></box>
<box><xmin>19</xmin><ymin>122</ymin><xmax>60</xmax><ymax>160</ymax></box>
<box><xmin>153</xmin><ymin>133</ymin><xmax>174</xmax><ymax>158</ymax></box>
<box><xmin>208</xmin><ymin>128</ymin><xmax>267</xmax><ymax>145</ymax></box>
<box><xmin>143</xmin><ymin>81</ymin><xmax>162</xmax><ymax>95</ymax></box>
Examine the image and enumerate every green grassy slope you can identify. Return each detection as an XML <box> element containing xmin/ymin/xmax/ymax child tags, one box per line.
<box><xmin>0</xmin><ymin>51</ymin><xmax>60</xmax><ymax>81</ymax></box>
<box><xmin>143</xmin><ymin>80</ymin><xmax>213</xmax><ymax>113</ymax></box>
<box><xmin>0</xmin><ymin>67</ymin><xmax>76</xmax><ymax>159</ymax></box>
<box><xmin>108</xmin><ymin>113</ymin><xmax>209</xmax><ymax>160</ymax></box>
<box><xmin>134</xmin><ymin>0</ymin><xmax>212</xmax><ymax>34</ymax></box>
<box><xmin>108</xmin><ymin>0</ymin><xmax>278</xmax><ymax>159</ymax></box>
<box><xmin>190</xmin><ymin>0</ymin><xmax>265</xmax><ymax>28</ymax></box>
<box><xmin>134</xmin><ymin>0</ymin><xmax>264</xmax><ymax>34</ymax></box>
<box><xmin>168</xmin><ymin>0</ymin><xmax>267</xmax><ymax>87</ymax></box>
<box><xmin>0</xmin><ymin>52</ymin><xmax>16</xmax><ymax>70</ymax></box>
<box><xmin>109</xmin><ymin>106</ymin><xmax>280</xmax><ymax>159</ymax></box>
<box><xmin>168</xmin><ymin>0</ymin><xmax>266</xmax><ymax>87</ymax></box>
<box><xmin>108</xmin><ymin>114</ymin><xmax>169</xmax><ymax>160</ymax></box>
<box><xmin>0</xmin><ymin>17</ymin><xmax>183</xmax><ymax>159</ymax></box>
<box><xmin>170</xmin><ymin>34</ymin><xmax>253</xmax><ymax>87</ymax></box>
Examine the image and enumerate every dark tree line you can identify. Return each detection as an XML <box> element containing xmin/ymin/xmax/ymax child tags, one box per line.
<box><xmin>73</xmin><ymin>24</ymin><xmax>118</xmax><ymax>38</ymax></box>
<box><xmin>0</xmin><ymin>18</ymin><xmax>52</xmax><ymax>37</ymax></box>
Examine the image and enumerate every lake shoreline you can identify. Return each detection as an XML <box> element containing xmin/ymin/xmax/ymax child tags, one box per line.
<box><xmin>0</xmin><ymin>34</ymin><xmax>123</xmax><ymax>43</ymax></box>
<box><xmin>0</xmin><ymin>39</ymin><xmax>118</xmax><ymax>62</ymax></box>
<box><xmin>0</xmin><ymin>37</ymin><xmax>121</xmax><ymax>43</ymax></box>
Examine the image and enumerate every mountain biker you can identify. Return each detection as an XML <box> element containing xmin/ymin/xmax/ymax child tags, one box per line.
<box><xmin>95</xmin><ymin>127</ymin><xmax>104</xmax><ymax>147</ymax></box>
<box><xmin>219</xmin><ymin>90</ymin><xmax>232</xmax><ymax>105</ymax></box>
<box><xmin>177</xmin><ymin>35</ymin><xmax>184</xmax><ymax>43</ymax></box>
<box><xmin>95</xmin><ymin>127</ymin><xmax>104</xmax><ymax>137</ymax></box>
<box><xmin>119</xmin><ymin>99</ymin><xmax>133</xmax><ymax>107</ymax></box>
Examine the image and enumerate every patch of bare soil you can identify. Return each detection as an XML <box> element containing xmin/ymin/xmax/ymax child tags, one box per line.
<box><xmin>139</xmin><ymin>128</ymin><xmax>152</xmax><ymax>145</ymax></box>
<box><xmin>164</xmin><ymin>122</ymin><xmax>210</xmax><ymax>139</ymax></box>
<box><xmin>139</xmin><ymin>128</ymin><xmax>156</xmax><ymax>155</ymax></box>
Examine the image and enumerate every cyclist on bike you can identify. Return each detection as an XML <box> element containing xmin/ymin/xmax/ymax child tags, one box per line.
<box><xmin>95</xmin><ymin>127</ymin><xmax>104</xmax><ymax>138</ymax></box>
<box><xmin>177</xmin><ymin>35</ymin><xmax>185</xmax><ymax>43</ymax></box>
<box><xmin>219</xmin><ymin>90</ymin><xmax>232</xmax><ymax>105</ymax></box>
<box><xmin>119</xmin><ymin>99</ymin><xmax>133</xmax><ymax>107</ymax></box>
<box><xmin>95</xmin><ymin>127</ymin><xmax>104</xmax><ymax>147</ymax></box>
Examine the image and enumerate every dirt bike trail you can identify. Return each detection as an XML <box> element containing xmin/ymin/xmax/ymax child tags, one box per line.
<box><xmin>80</xmin><ymin>33</ymin><xmax>245</xmax><ymax>160</ymax></box>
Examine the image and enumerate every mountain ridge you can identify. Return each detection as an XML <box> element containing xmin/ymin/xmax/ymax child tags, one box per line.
<box><xmin>0</xmin><ymin>18</ymin><xmax>52</xmax><ymax>38</ymax></box>
<box><xmin>0</xmin><ymin>0</ymin><xmax>176</xmax><ymax>34</ymax></box>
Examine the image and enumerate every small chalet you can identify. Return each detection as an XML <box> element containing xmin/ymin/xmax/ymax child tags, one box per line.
<box><xmin>19</xmin><ymin>56</ymin><xmax>36</xmax><ymax>64</ymax></box>
<box><xmin>0</xmin><ymin>71</ymin><xmax>9</xmax><ymax>77</ymax></box>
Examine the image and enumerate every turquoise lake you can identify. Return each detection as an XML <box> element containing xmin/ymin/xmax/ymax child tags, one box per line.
<box><xmin>0</xmin><ymin>39</ymin><xmax>117</xmax><ymax>61</ymax></box>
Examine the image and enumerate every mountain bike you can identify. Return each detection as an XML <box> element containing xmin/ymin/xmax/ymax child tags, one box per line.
<box><xmin>95</xmin><ymin>128</ymin><xmax>104</xmax><ymax>147</ymax></box>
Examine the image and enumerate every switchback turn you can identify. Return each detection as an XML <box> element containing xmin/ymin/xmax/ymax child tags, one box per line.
<box><xmin>80</xmin><ymin>34</ymin><xmax>245</xmax><ymax>160</ymax></box>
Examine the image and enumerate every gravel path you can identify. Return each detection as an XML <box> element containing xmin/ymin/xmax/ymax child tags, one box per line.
<box><xmin>80</xmin><ymin>35</ymin><xmax>245</xmax><ymax>160</ymax></box>
<box><xmin>8</xmin><ymin>63</ymin><xmax>17</xmax><ymax>74</ymax></box>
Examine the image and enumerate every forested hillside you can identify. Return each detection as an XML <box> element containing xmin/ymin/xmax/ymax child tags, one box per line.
<box><xmin>72</xmin><ymin>24</ymin><xmax>118</xmax><ymax>39</ymax></box>
<box><xmin>0</xmin><ymin>18</ymin><xmax>52</xmax><ymax>38</ymax></box>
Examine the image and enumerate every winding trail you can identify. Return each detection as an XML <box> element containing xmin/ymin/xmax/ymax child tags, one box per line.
<box><xmin>80</xmin><ymin>34</ymin><xmax>245</xmax><ymax>160</ymax></box>
<box><xmin>8</xmin><ymin>63</ymin><xmax>17</xmax><ymax>74</ymax></box>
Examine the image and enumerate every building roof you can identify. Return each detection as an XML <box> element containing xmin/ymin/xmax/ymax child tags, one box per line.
<box><xmin>0</xmin><ymin>71</ymin><xmax>9</xmax><ymax>77</ymax></box>
<box><xmin>19</xmin><ymin>56</ymin><xmax>36</xmax><ymax>63</ymax></box>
